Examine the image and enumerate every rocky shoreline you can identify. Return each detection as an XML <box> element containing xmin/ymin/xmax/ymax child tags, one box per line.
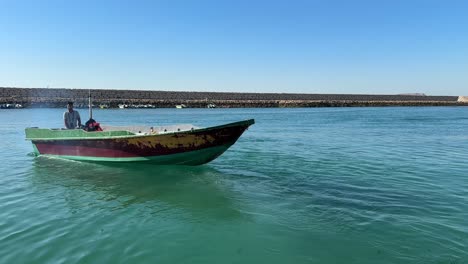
<box><xmin>1</xmin><ymin>87</ymin><xmax>466</xmax><ymax>108</ymax></box>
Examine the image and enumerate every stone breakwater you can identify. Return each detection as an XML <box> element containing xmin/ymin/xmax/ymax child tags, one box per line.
<box><xmin>0</xmin><ymin>87</ymin><xmax>466</xmax><ymax>108</ymax></box>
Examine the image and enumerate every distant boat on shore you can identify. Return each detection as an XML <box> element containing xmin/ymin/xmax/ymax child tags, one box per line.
<box><xmin>175</xmin><ymin>104</ymin><xmax>186</xmax><ymax>109</ymax></box>
<box><xmin>1</xmin><ymin>103</ymin><xmax>23</xmax><ymax>109</ymax></box>
<box><xmin>207</xmin><ymin>103</ymin><xmax>216</xmax><ymax>108</ymax></box>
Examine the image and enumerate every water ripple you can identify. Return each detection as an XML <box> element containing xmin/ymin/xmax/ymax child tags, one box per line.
<box><xmin>1</xmin><ymin>107</ymin><xmax>468</xmax><ymax>263</ymax></box>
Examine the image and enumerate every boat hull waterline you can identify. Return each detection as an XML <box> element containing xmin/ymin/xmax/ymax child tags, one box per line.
<box><xmin>26</xmin><ymin>119</ymin><xmax>254</xmax><ymax>165</ymax></box>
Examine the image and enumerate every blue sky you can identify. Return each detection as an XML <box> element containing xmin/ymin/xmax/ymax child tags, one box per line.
<box><xmin>0</xmin><ymin>0</ymin><xmax>467</xmax><ymax>95</ymax></box>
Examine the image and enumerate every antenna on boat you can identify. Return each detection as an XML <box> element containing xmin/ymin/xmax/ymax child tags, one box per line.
<box><xmin>88</xmin><ymin>89</ymin><xmax>93</xmax><ymax>119</ymax></box>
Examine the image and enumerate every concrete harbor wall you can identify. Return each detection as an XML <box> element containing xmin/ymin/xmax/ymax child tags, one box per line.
<box><xmin>0</xmin><ymin>87</ymin><xmax>465</xmax><ymax>108</ymax></box>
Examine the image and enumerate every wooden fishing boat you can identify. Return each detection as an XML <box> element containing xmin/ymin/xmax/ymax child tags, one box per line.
<box><xmin>25</xmin><ymin>119</ymin><xmax>254</xmax><ymax>165</ymax></box>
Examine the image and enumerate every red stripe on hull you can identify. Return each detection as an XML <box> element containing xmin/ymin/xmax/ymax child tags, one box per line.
<box><xmin>35</xmin><ymin>144</ymin><xmax>140</xmax><ymax>158</ymax></box>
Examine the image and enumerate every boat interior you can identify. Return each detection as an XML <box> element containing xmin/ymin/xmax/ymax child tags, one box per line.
<box><xmin>101</xmin><ymin>124</ymin><xmax>200</xmax><ymax>135</ymax></box>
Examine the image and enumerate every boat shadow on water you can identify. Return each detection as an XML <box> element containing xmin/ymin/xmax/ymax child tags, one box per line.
<box><xmin>30</xmin><ymin>157</ymin><xmax>247</xmax><ymax>221</ymax></box>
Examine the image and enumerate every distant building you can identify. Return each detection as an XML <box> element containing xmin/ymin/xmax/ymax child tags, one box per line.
<box><xmin>397</xmin><ymin>93</ymin><xmax>427</xmax><ymax>96</ymax></box>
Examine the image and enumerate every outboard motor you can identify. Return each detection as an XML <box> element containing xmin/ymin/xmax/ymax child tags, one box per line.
<box><xmin>84</xmin><ymin>118</ymin><xmax>102</xmax><ymax>132</ymax></box>
<box><xmin>84</xmin><ymin>90</ymin><xmax>102</xmax><ymax>132</ymax></box>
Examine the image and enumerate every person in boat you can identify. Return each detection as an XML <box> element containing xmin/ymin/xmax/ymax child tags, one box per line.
<box><xmin>64</xmin><ymin>101</ymin><xmax>82</xmax><ymax>129</ymax></box>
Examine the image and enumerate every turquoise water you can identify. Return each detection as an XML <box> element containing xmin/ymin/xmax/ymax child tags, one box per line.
<box><xmin>1</xmin><ymin>107</ymin><xmax>467</xmax><ymax>264</ymax></box>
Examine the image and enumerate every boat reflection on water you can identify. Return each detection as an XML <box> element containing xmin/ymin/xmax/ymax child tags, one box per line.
<box><xmin>30</xmin><ymin>157</ymin><xmax>246</xmax><ymax>221</ymax></box>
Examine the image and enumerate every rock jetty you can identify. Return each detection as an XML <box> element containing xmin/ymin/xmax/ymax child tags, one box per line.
<box><xmin>0</xmin><ymin>87</ymin><xmax>466</xmax><ymax>108</ymax></box>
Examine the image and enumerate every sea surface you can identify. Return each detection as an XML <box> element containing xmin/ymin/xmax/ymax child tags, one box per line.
<box><xmin>0</xmin><ymin>107</ymin><xmax>467</xmax><ymax>264</ymax></box>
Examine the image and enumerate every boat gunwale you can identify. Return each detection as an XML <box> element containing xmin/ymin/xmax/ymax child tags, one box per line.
<box><xmin>26</xmin><ymin>119</ymin><xmax>255</xmax><ymax>141</ymax></box>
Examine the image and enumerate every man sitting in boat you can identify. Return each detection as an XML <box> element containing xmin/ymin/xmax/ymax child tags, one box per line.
<box><xmin>63</xmin><ymin>102</ymin><xmax>82</xmax><ymax>129</ymax></box>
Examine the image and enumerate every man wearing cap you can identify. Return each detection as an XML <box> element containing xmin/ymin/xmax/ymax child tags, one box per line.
<box><xmin>64</xmin><ymin>102</ymin><xmax>82</xmax><ymax>129</ymax></box>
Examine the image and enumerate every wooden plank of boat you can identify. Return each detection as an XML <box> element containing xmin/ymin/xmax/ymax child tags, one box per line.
<box><xmin>25</xmin><ymin>119</ymin><xmax>254</xmax><ymax>165</ymax></box>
